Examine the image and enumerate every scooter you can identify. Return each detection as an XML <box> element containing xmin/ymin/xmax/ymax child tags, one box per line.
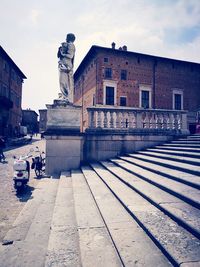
<box><xmin>31</xmin><ymin>146</ymin><xmax>45</xmax><ymax>178</ymax></box>
<box><xmin>13</xmin><ymin>149</ymin><xmax>33</xmax><ymax>192</ymax></box>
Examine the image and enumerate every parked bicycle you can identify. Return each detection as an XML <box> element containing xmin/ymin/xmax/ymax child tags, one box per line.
<box><xmin>31</xmin><ymin>146</ymin><xmax>45</xmax><ymax>178</ymax></box>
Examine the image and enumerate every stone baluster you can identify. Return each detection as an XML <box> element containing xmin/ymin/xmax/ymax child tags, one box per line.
<box><xmin>116</xmin><ymin>111</ymin><xmax>121</xmax><ymax>128</ymax></box>
<box><xmin>122</xmin><ymin>112</ymin><xmax>126</xmax><ymax>128</ymax></box>
<box><xmin>162</xmin><ymin>113</ymin><xmax>167</xmax><ymax>129</ymax></box>
<box><xmin>97</xmin><ymin>110</ymin><xmax>102</xmax><ymax>128</ymax></box>
<box><xmin>181</xmin><ymin>113</ymin><xmax>188</xmax><ymax>132</ymax></box>
<box><xmin>170</xmin><ymin>113</ymin><xmax>175</xmax><ymax>129</ymax></box>
<box><xmin>128</xmin><ymin>112</ymin><xmax>133</xmax><ymax>128</ymax></box>
<box><xmin>103</xmin><ymin>110</ymin><xmax>108</xmax><ymax>128</ymax></box>
<box><xmin>110</xmin><ymin>111</ymin><xmax>114</xmax><ymax>128</ymax></box>
<box><xmin>155</xmin><ymin>114</ymin><xmax>160</xmax><ymax>129</ymax></box>
<box><xmin>149</xmin><ymin>113</ymin><xmax>155</xmax><ymax>129</ymax></box>
<box><xmin>166</xmin><ymin>113</ymin><xmax>170</xmax><ymax>129</ymax></box>
<box><xmin>132</xmin><ymin>112</ymin><xmax>136</xmax><ymax>128</ymax></box>
<box><xmin>143</xmin><ymin>112</ymin><xmax>147</xmax><ymax>128</ymax></box>
<box><xmin>160</xmin><ymin>114</ymin><xmax>164</xmax><ymax>129</ymax></box>
<box><xmin>88</xmin><ymin>110</ymin><xmax>95</xmax><ymax>128</ymax></box>
<box><xmin>136</xmin><ymin>112</ymin><xmax>143</xmax><ymax>128</ymax></box>
<box><xmin>177</xmin><ymin>114</ymin><xmax>181</xmax><ymax>130</ymax></box>
<box><xmin>174</xmin><ymin>113</ymin><xmax>179</xmax><ymax>130</ymax></box>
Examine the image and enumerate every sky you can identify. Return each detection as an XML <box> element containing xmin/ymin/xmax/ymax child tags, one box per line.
<box><xmin>1</xmin><ymin>0</ymin><xmax>200</xmax><ymax>114</ymax></box>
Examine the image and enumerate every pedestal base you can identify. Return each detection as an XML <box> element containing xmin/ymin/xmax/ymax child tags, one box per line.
<box><xmin>45</xmin><ymin>99</ymin><xmax>82</xmax><ymax>175</ymax></box>
<box><xmin>45</xmin><ymin>134</ymin><xmax>83</xmax><ymax>176</ymax></box>
<box><xmin>46</xmin><ymin>99</ymin><xmax>81</xmax><ymax>132</ymax></box>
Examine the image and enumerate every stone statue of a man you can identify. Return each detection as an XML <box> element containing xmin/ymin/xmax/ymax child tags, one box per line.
<box><xmin>57</xmin><ymin>33</ymin><xmax>76</xmax><ymax>103</ymax></box>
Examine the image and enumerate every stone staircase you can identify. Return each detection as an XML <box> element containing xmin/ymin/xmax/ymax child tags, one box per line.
<box><xmin>0</xmin><ymin>135</ymin><xmax>200</xmax><ymax>267</ymax></box>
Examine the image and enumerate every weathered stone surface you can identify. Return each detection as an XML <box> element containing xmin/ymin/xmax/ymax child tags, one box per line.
<box><xmin>72</xmin><ymin>170</ymin><xmax>122</xmax><ymax>266</ymax></box>
<box><xmin>90</xmin><ymin>163</ymin><xmax>200</xmax><ymax>265</ymax></box>
<box><xmin>45</xmin><ymin>175</ymin><xmax>81</xmax><ymax>267</ymax></box>
<box><xmin>46</xmin><ymin>103</ymin><xmax>81</xmax><ymax>130</ymax></box>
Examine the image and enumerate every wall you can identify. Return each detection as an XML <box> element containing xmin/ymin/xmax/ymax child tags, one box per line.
<box><xmin>83</xmin><ymin>129</ymin><xmax>175</xmax><ymax>162</ymax></box>
<box><xmin>0</xmin><ymin>47</ymin><xmax>25</xmax><ymax>137</ymax></box>
<box><xmin>45</xmin><ymin>128</ymin><xmax>180</xmax><ymax>175</ymax></box>
<box><xmin>74</xmin><ymin>47</ymin><xmax>200</xmax><ymax>131</ymax></box>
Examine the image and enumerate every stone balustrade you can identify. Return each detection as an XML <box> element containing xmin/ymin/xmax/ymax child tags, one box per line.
<box><xmin>87</xmin><ymin>106</ymin><xmax>188</xmax><ymax>133</ymax></box>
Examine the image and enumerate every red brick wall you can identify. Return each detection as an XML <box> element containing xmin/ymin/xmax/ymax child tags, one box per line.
<box><xmin>74</xmin><ymin>47</ymin><xmax>200</xmax><ymax>130</ymax></box>
<box><xmin>0</xmin><ymin>53</ymin><xmax>24</xmax><ymax>136</ymax></box>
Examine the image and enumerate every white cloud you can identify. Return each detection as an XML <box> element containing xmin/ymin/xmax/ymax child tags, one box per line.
<box><xmin>30</xmin><ymin>9</ymin><xmax>41</xmax><ymax>25</ymax></box>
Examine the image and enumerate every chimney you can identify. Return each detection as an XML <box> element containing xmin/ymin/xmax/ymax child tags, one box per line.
<box><xmin>111</xmin><ymin>42</ymin><xmax>116</xmax><ymax>49</ymax></box>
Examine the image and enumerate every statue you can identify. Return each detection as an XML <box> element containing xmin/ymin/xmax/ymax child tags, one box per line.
<box><xmin>57</xmin><ymin>33</ymin><xmax>76</xmax><ymax>103</ymax></box>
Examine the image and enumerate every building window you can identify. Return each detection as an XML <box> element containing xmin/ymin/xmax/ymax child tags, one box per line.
<box><xmin>105</xmin><ymin>86</ymin><xmax>114</xmax><ymax>105</ymax></box>
<box><xmin>120</xmin><ymin>96</ymin><xmax>127</xmax><ymax>106</ymax></box>
<box><xmin>3</xmin><ymin>61</ymin><xmax>8</xmax><ymax>72</ymax></box>
<box><xmin>174</xmin><ymin>94</ymin><xmax>181</xmax><ymax>110</ymax></box>
<box><xmin>104</xmin><ymin>57</ymin><xmax>108</xmax><ymax>63</ymax></box>
<box><xmin>139</xmin><ymin>85</ymin><xmax>152</xmax><ymax>108</ymax></box>
<box><xmin>103</xmin><ymin>80</ymin><xmax>117</xmax><ymax>106</ymax></box>
<box><xmin>141</xmin><ymin>91</ymin><xmax>150</xmax><ymax>108</ymax></box>
<box><xmin>121</xmin><ymin>70</ymin><xmax>127</xmax><ymax>80</ymax></box>
<box><xmin>173</xmin><ymin>89</ymin><xmax>183</xmax><ymax>110</ymax></box>
<box><xmin>105</xmin><ymin>68</ymin><xmax>112</xmax><ymax>79</ymax></box>
<box><xmin>10</xmin><ymin>90</ymin><xmax>14</xmax><ymax>101</ymax></box>
<box><xmin>0</xmin><ymin>84</ymin><xmax>9</xmax><ymax>97</ymax></box>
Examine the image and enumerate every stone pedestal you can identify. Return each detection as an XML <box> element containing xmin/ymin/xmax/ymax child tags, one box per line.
<box><xmin>45</xmin><ymin>99</ymin><xmax>82</xmax><ymax>176</ymax></box>
<box><xmin>46</xmin><ymin>99</ymin><xmax>81</xmax><ymax>132</ymax></box>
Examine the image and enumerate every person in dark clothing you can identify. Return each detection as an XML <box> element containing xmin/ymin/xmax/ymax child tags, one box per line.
<box><xmin>0</xmin><ymin>137</ymin><xmax>6</xmax><ymax>162</ymax></box>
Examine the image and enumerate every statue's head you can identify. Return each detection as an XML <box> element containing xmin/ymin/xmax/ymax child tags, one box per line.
<box><xmin>66</xmin><ymin>33</ymin><xmax>76</xmax><ymax>42</ymax></box>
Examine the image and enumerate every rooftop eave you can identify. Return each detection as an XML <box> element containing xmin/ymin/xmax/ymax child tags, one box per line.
<box><xmin>0</xmin><ymin>46</ymin><xmax>27</xmax><ymax>79</ymax></box>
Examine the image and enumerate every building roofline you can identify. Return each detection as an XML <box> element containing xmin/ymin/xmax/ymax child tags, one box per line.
<box><xmin>22</xmin><ymin>109</ymin><xmax>38</xmax><ymax>116</ymax></box>
<box><xmin>0</xmin><ymin>46</ymin><xmax>27</xmax><ymax>79</ymax></box>
<box><xmin>74</xmin><ymin>45</ymin><xmax>200</xmax><ymax>79</ymax></box>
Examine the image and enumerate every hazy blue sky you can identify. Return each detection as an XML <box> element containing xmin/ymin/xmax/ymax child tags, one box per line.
<box><xmin>1</xmin><ymin>0</ymin><xmax>200</xmax><ymax>113</ymax></box>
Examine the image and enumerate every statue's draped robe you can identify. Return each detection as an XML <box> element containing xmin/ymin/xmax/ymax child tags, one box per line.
<box><xmin>58</xmin><ymin>42</ymin><xmax>75</xmax><ymax>103</ymax></box>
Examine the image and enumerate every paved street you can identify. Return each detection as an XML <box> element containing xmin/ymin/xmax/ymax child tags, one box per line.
<box><xmin>0</xmin><ymin>137</ymin><xmax>46</xmax><ymax>242</ymax></box>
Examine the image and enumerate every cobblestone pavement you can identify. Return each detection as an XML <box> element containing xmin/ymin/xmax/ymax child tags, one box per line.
<box><xmin>0</xmin><ymin>137</ymin><xmax>46</xmax><ymax>242</ymax></box>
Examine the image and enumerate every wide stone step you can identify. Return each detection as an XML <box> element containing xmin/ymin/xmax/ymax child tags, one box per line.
<box><xmin>119</xmin><ymin>155</ymin><xmax>200</xmax><ymax>190</ymax></box>
<box><xmin>170</xmin><ymin>141</ymin><xmax>200</xmax><ymax>146</ymax></box>
<box><xmin>111</xmin><ymin>158</ymin><xmax>200</xmax><ymax>209</ymax></box>
<box><xmin>156</xmin><ymin>145</ymin><xmax>200</xmax><ymax>152</ymax></box>
<box><xmin>45</xmin><ymin>173</ymin><xmax>81</xmax><ymax>267</ymax></box>
<box><xmin>187</xmin><ymin>135</ymin><xmax>200</xmax><ymax>140</ymax></box>
<box><xmin>81</xmin><ymin>166</ymin><xmax>172</xmax><ymax>267</ymax></box>
<box><xmin>90</xmin><ymin>163</ymin><xmax>200</xmax><ymax>266</ymax></box>
<box><xmin>0</xmin><ymin>178</ymin><xmax>59</xmax><ymax>267</ymax></box>
<box><xmin>101</xmin><ymin>160</ymin><xmax>200</xmax><ymax>239</ymax></box>
<box><xmin>71</xmin><ymin>169</ymin><xmax>122</xmax><ymax>267</ymax></box>
<box><xmin>147</xmin><ymin>148</ymin><xmax>200</xmax><ymax>158</ymax></box>
<box><xmin>138</xmin><ymin>150</ymin><xmax>200</xmax><ymax>166</ymax></box>
<box><xmin>127</xmin><ymin>153</ymin><xmax>200</xmax><ymax>175</ymax></box>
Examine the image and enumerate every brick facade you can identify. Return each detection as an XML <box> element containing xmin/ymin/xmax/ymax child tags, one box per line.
<box><xmin>0</xmin><ymin>46</ymin><xmax>26</xmax><ymax>137</ymax></box>
<box><xmin>22</xmin><ymin>109</ymin><xmax>38</xmax><ymax>134</ymax></box>
<box><xmin>74</xmin><ymin>45</ymin><xmax>200</xmax><ymax>132</ymax></box>
<box><xmin>39</xmin><ymin>109</ymin><xmax>47</xmax><ymax>132</ymax></box>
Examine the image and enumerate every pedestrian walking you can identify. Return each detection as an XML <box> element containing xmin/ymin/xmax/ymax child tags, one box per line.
<box><xmin>0</xmin><ymin>137</ymin><xmax>6</xmax><ymax>162</ymax></box>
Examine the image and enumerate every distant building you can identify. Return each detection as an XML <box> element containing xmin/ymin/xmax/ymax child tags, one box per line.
<box><xmin>0</xmin><ymin>46</ymin><xmax>26</xmax><ymax>137</ymax></box>
<box><xmin>39</xmin><ymin>109</ymin><xmax>47</xmax><ymax>132</ymax></box>
<box><xmin>22</xmin><ymin>109</ymin><xmax>38</xmax><ymax>133</ymax></box>
<box><xmin>74</xmin><ymin>45</ymin><xmax>200</xmax><ymax>132</ymax></box>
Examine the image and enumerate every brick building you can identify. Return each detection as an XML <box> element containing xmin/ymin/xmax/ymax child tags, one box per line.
<box><xmin>74</xmin><ymin>45</ymin><xmax>200</xmax><ymax>132</ymax></box>
<box><xmin>22</xmin><ymin>109</ymin><xmax>38</xmax><ymax>134</ymax></box>
<box><xmin>0</xmin><ymin>46</ymin><xmax>26</xmax><ymax>137</ymax></box>
<box><xmin>39</xmin><ymin>109</ymin><xmax>47</xmax><ymax>132</ymax></box>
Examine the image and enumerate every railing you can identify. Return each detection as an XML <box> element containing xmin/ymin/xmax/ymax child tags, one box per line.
<box><xmin>87</xmin><ymin>106</ymin><xmax>188</xmax><ymax>132</ymax></box>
